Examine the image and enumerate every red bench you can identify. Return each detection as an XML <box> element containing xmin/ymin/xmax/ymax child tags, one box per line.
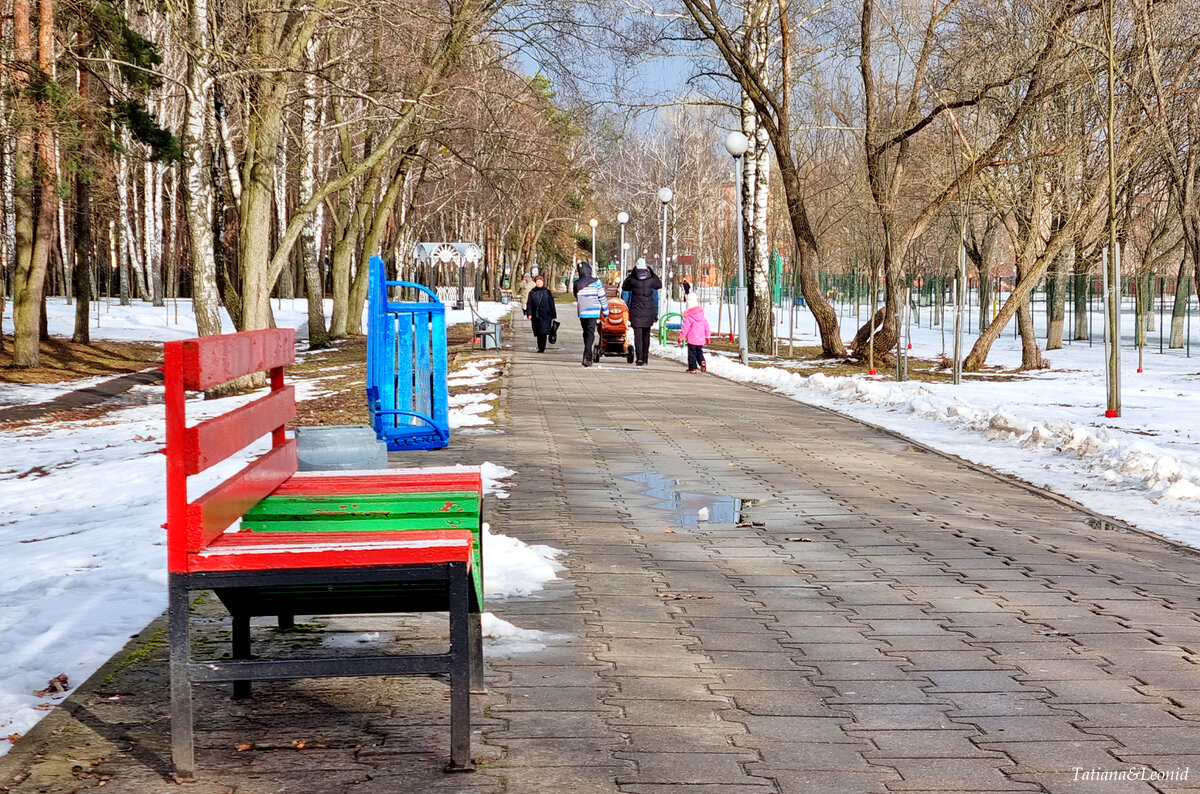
<box><xmin>164</xmin><ymin>328</ymin><xmax>482</xmax><ymax>777</ymax></box>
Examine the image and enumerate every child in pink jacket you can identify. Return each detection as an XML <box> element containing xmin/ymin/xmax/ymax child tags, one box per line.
<box><xmin>678</xmin><ymin>291</ymin><xmax>711</xmax><ymax>373</ymax></box>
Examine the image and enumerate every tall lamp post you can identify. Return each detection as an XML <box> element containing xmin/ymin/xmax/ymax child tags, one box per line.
<box><xmin>617</xmin><ymin>211</ymin><xmax>629</xmax><ymax>281</ymax></box>
<box><xmin>657</xmin><ymin>188</ymin><xmax>672</xmax><ymax>317</ymax></box>
<box><xmin>589</xmin><ymin>218</ymin><xmax>598</xmax><ymax>271</ymax></box>
<box><xmin>725</xmin><ymin>131</ymin><xmax>749</xmax><ymax>365</ymax></box>
<box><xmin>657</xmin><ymin>188</ymin><xmax>672</xmax><ymax>271</ymax></box>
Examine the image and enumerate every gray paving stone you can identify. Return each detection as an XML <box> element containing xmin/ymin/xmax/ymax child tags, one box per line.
<box><xmin>922</xmin><ymin>670</ymin><xmax>1041</xmax><ymax>692</ymax></box>
<box><xmin>878</xmin><ymin>758</ymin><xmax>1042</xmax><ymax>791</ymax></box>
<box><xmin>621</xmin><ymin>786</ymin><xmax>775</xmax><ymax>794</ymax></box>
<box><xmin>621</xmin><ymin>725</ymin><xmax>750</xmax><ymax>754</ymax></box>
<box><xmin>488</xmin><ymin>737</ymin><xmax>627</xmax><ymax>767</ymax></box>
<box><xmin>614</xmin><ymin>752</ymin><xmax>760</xmax><ymax>785</ymax></box>
<box><xmin>724</xmin><ymin>715</ymin><xmax>857</xmax><ymax>743</ymax></box>
<box><xmin>960</xmin><ymin>715</ymin><xmax>1117</xmax><ymax>742</ymax></box>
<box><xmin>740</xmin><ymin>741</ymin><xmax>874</xmax><ymax>771</ymax></box>
<box><xmin>944</xmin><ymin>693</ymin><xmax>1065</xmax><ymax>717</ymax></box>
<box><xmin>609</xmin><ymin>699</ymin><xmax>733</xmax><ymax>727</ymax></box>
<box><xmin>1042</xmin><ymin>678</ymin><xmax>1162</xmax><ymax>703</ymax></box>
<box><xmin>976</xmin><ymin>740</ymin><xmax>1122</xmax><ymax>772</ymax></box>
<box><xmin>717</xmin><ymin>689</ymin><xmax>838</xmax><ymax>717</ymax></box>
<box><xmin>825</xmin><ymin>680</ymin><xmax>943</xmax><ymax>704</ymax></box>
<box><xmin>760</xmin><ymin>769</ymin><xmax>897</xmax><ymax>793</ymax></box>
<box><xmin>681</xmin><ymin>631</ymin><xmax>792</xmax><ymax>653</ymax></box>
<box><xmin>609</xmin><ymin>677</ymin><xmax>727</xmax><ymax>701</ymax></box>
<box><xmin>860</xmin><ymin>729</ymin><xmax>1001</xmax><ymax>759</ymax></box>
<box><xmin>492</xmin><ymin>686</ymin><xmax>618</xmax><ymax>712</ymax></box>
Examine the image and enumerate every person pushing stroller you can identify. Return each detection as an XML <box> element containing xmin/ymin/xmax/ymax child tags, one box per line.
<box><xmin>573</xmin><ymin>262</ymin><xmax>608</xmax><ymax>367</ymax></box>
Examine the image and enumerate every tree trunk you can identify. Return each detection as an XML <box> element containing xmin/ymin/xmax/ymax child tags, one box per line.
<box><xmin>298</xmin><ymin>44</ymin><xmax>328</xmax><ymax>349</ymax></box>
<box><xmin>72</xmin><ymin>178</ymin><xmax>92</xmax><ymax>344</ymax></box>
<box><xmin>1170</xmin><ymin>256</ymin><xmax>1191</xmax><ymax>348</ymax></box>
<box><xmin>1045</xmin><ymin>240</ymin><xmax>1070</xmax><ymax>350</ymax></box>
<box><xmin>775</xmin><ymin>155</ymin><xmax>843</xmax><ymax>356</ymax></box>
<box><xmin>237</xmin><ymin>0</ymin><xmax>327</xmax><ymax>333</ymax></box>
<box><xmin>273</xmin><ymin>138</ymin><xmax>294</xmax><ymax>299</ymax></box>
<box><xmin>1016</xmin><ymin>269</ymin><xmax>1044</xmax><ymax>369</ymax></box>
<box><xmin>747</xmin><ymin>117</ymin><xmax>772</xmax><ymax>353</ymax></box>
<box><xmin>179</xmin><ymin>0</ymin><xmax>222</xmax><ymax>336</ymax></box>
<box><xmin>146</xmin><ymin>160</ymin><xmax>164</xmax><ymax>306</ymax></box>
<box><xmin>12</xmin><ymin>0</ymin><xmax>56</xmax><ymax>368</ymax></box>
<box><xmin>1073</xmin><ymin>255</ymin><xmax>1090</xmax><ymax>341</ymax></box>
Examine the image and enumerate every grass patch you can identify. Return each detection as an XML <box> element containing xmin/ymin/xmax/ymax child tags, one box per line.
<box><xmin>101</xmin><ymin>628</ymin><xmax>165</xmax><ymax>686</ymax></box>
<box><xmin>0</xmin><ymin>338</ymin><xmax>161</xmax><ymax>383</ymax></box>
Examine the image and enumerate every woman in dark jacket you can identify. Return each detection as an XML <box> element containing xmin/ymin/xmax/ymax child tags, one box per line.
<box><xmin>620</xmin><ymin>259</ymin><xmax>662</xmax><ymax>365</ymax></box>
<box><xmin>524</xmin><ymin>275</ymin><xmax>557</xmax><ymax>352</ymax></box>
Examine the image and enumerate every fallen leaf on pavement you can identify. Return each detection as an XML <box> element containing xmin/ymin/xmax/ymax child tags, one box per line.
<box><xmin>236</xmin><ymin>743</ymin><xmax>255</xmax><ymax>752</ymax></box>
<box><xmin>6</xmin><ymin>734</ymin><xmax>20</xmax><ymax>743</ymax></box>
<box><xmin>292</xmin><ymin>739</ymin><xmax>307</xmax><ymax>750</ymax></box>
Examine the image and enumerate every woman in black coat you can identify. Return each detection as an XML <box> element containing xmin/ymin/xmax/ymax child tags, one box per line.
<box><xmin>524</xmin><ymin>275</ymin><xmax>557</xmax><ymax>352</ymax></box>
<box><xmin>620</xmin><ymin>260</ymin><xmax>662</xmax><ymax>365</ymax></box>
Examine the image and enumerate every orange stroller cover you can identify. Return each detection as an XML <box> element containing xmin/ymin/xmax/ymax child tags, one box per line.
<box><xmin>602</xmin><ymin>298</ymin><xmax>629</xmax><ymax>333</ymax></box>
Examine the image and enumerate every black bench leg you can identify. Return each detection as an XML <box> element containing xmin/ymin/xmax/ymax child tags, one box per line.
<box><xmin>168</xmin><ymin>575</ymin><xmax>195</xmax><ymax>778</ymax></box>
<box><xmin>277</xmin><ymin>614</ymin><xmax>295</xmax><ymax>629</ymax></box>
<box><xmin>469</xmin><ymin>610</ymin><xmax>485</xmax><ymax>693</ymax></box>
<box><xmin>445</xmin><ymin>562</ymin><xmax>475</xmax><ymax>772</ymax></box>
<box><xmin>232</xmin><ymin>615</ymin><xmax>251</xmax><ymax>700</ymax></box>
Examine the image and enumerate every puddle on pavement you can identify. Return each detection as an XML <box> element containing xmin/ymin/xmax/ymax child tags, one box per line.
<box><xmin>625</xmin><ymin>472</ymin><xmax>742</xmax><ymax>528</ymax></box>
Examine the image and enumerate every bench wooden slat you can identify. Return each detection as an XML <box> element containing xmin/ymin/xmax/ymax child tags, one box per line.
<box><xmin>245</xmin><ymin>491</ymin><xmax>480</xmax><ymax>518</ymax></box>
<box><xmin>241</xmin><ymin>516</ymin><xmax>477</xmax><ymax>533</ymax></box>
<box><xmin>187</xmin><ymin>440</ymin><xmax>298</xmax><ymax>558</ymax></box>
<box><xmin>274</xmin><ymin>471</ymin><xmax>482</xmax><ymax>496</ymax></box>
<box><xmin>191</xmin><ymin>529</ymin><xmax>473</xmax><ymax>573</ymax></box>
<box><xmin>179</xmin><ymin>329</ymin><xmax>295</xmax><ymax>391</ymax></box>
<box><xmin>185</xmin><ymin>386</ymin><xmax>296</xmax><ymax>475</ymax></box>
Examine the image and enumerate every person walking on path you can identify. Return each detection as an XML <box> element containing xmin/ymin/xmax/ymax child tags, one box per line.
<box><xmin>678</xmin><ymin>289</ymin><xmax>711</xmax><ymax>373</ymax></box>
<box><xmin>516</xmin><ymin>273</ymin><xmax>534</xmax><ymax>305</ymax></box>
<box><xmin>574</xmin><ymin>262</ymin><xmax>608</xmax><ymax>367</ymax></box>
<box><xmin>524</xmin><ymin>274</ymin><xmax>557</xmax><ymax>353</ymax></box>
<box><xmin>621</xmin><ymin>258</ymin><xmax>662</xmax><ymax>366</ymax></box>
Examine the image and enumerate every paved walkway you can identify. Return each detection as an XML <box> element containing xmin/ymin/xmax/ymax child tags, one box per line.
<box><xmin>0</xmin><ymin>368</ymin><xmax>161</xmax><ymax>423</ymax></box>
<box><xmin>4</xmin><ymin>326</ymin><xmax>1200</xmax><ymax>793</ymax></box>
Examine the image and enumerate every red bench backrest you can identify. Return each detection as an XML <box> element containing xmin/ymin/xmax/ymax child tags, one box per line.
<box><xmin>164</xmin><ymin>329</ymin><xmax>297</xmax><ymax>573</ymax></box>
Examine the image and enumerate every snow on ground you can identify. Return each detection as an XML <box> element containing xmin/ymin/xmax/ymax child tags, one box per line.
<box><xmin>653</xmin><ymin>295</ymin><xmax>1200</xmax><ymax>548</ymax></box>
<box><xmin>0</xmin><ymin>297</ymin><xmax>536</xmax><ymax>754</ymax></box>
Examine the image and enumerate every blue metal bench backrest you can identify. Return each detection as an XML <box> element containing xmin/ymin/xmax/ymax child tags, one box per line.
<box><xmin>366</xmin><ymin>255</ymin><xmax>450</xmax><ymax>450</ymax></box>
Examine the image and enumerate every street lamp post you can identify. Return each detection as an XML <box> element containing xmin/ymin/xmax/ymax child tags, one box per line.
<box><xmin>617</xmin><ymin>211</ymin><xmax>629</xmax><ymax>282</ymax></box>
<box><xmin>657</xmin><ymin>188</ymin><xmax>672</xmax><ymax>279</ymax></box>
<box><xmin>589</xmin><ymin>218</ymin><xmax>598</xmax><ymax>271</ymax></box>
<box><xmin>724</xmin><ymin>132</ymin><xmax>749</xmax><ymax>366</ymax></box>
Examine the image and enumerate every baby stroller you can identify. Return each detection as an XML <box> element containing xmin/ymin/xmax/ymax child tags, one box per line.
<box><xmin>594</xmin><ymin>296</ymin><xmax>635</xmax><ymax>363</ymax></box>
